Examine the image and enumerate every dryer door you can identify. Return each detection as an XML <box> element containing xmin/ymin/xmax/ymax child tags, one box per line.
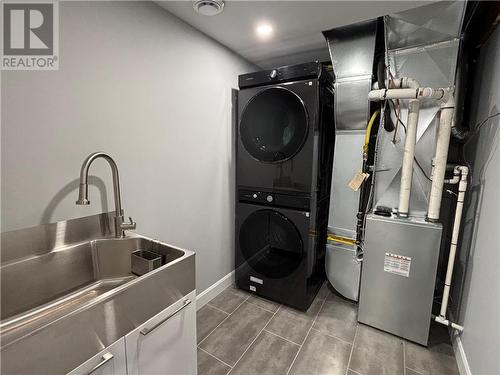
<box><xmin>240</xmin><ymin>87</ymin><xmax>308</xmax><ymax>163</ymax></box>
<box><xmin>239</xmin><ymin>209</ymin><xmax>303</xmax><ymax>278</ymax></box>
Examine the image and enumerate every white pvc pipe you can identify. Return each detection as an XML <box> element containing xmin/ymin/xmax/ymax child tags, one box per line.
<box><xmin>433</xmin><ymin>165</ymin><xmax>468</xmax><ymax>333</ymax></box>
<box><xmin>427</xmin><ymin>95</ymin><xmax>455</xmax><ymax>221</ymax></box>
<box><xmin>368</xmin><ymin>77</ymin><xmax>464</xmax><ymax>331</ymax></box>
<box><xmin>372</xmin><ymin>77</ymin><xmax>420</xmax><ymax>90</ymax></box>
<box><xmin>444</xmin><ymin>174</ymin><xmax>460</xmax><ymax>184</ymax></box>
<box><xmin>398</xmin><ymin>99</ymin><xmax>420</xmax><ymax>216</ymax></box>
<box><xmin>434</xmin><ymin>315</ymin><xmax>464</xmax><ymax>332</ymax></box>
<box><xmin>439</xmin><ymin>166</ymin><xmax>468</xmax><ymax>318</ymax></box>
<box><xmin>368</xmin><ymin>88</ymin><xmax>418</xmax><ymax>101</ymax></box>
<box><xmin>367</xmin><ymin>78</ymin><xmax>453</xmax><ymax>218</ymax></box>
<box><xmin>368</xmin><ymin>77</ymin><xmax>421</xmax><ymax>216</ymax></box>
<box><xmin>385</xmin><ymin>77</ymin><xmax>420</xmax><ymax>89</ymax></box>
<box><xmin>368</xmin><ymin>87</ymin><xmax>446</xmax><ymax>101</ymax></box>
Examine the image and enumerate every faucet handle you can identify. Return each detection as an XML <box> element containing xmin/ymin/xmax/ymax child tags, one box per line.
<box><xmin>128</xmin><ymin>216</ymin><xmax>136</xmax><ymax>228</ymax></box>
<box><xmin>121</xmin><ymin>216</ymin><xmax>137</xmax><ymax>231</ymax></box>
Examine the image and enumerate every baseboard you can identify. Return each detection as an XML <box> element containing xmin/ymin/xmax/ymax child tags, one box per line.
<box><xmin>452</xmin><ymin>333</ymin><xmax>472</xmax><ymax>375</ymax></box>
<box><xmin>196</xmin><ymin>270</ymin><xmax>235</xmax><ymax>310</ymax></box>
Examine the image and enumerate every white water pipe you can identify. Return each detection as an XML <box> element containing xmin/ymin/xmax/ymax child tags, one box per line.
<box><xmin>369</xmin><ymin>77</ymin><xmax>423</xmax><ymax>216</ymax></box>
<box><xmin>368</xmin><ymin>77</ymin><xmax>453</xmax><ymax>218</ymax></box>
<box><xmin>372</xmin><ymin>76</ymin><xmax>420</xmax><ymax>89</ymax></box>
<box><xmin>370</xmin><ymin>78</ymin><xmax>464</xmax><ymax>331</ymax></box>
<box><xmin>368</xmin><ymin>86</ymin><xmax>446</xmax><ymax>101</ymax></box>
<box><xmin>398</xmin><ymin>99</ymin><xmax>420</xmax><ymax>217</ymax></box>
<box><xmin>369</xmin><ymin>77</ymin><xmax>446</xmax><ymax>101</ymax></box>
<box><xmin>427</xmin><ymin>95</ymin><xmax>455</xmax><ymax>221</ymax></box>
<box><xmin>434</xmin><ymin>315</ymin><xmax>464</xmax><ymax>332</ymax></box>
<box><xmin>434</xmin><ymin>165</ymin><xmax>468</xmax><ymax>332</ymax></box>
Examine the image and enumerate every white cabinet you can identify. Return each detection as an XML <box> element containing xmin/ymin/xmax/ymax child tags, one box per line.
<box><xmin>125</xmin><ymin>290</ymin><xmax>197</xmax><ymax>375</ymax></box>
<box><xmin>67</xmin><ymin>338</ymin><xmax>127</xmax><ymax>375</ymax></box>
<box><xmin>67</xmin><ymin>291</ymin><xmax>197</xmax><ymax>375</ymax></box>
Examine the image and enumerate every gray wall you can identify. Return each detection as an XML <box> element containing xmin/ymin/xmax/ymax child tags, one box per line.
<box><xmin>1</xmin><ymin>1</ymin><xmax>255</xmax><ymax>293</ymax></box>
<box><xmin>452</xmin><ymin>27</ymin><xmax>500</xmax><ymax>374</ymax></box>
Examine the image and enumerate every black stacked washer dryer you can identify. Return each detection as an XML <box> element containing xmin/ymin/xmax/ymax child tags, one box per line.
<box><xmin>235</xmin><ymin>62</ymin><xmax>334</xmax><ymax>310</ymax></box>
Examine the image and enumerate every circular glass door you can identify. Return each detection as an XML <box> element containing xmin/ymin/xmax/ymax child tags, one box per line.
<box><xmin>239</xmin><ymin>209</ymin><xmax>303</xmax><ymax>278</ymax></box>
<box><xmin>240</xmin><ymin>87</ymin><xmax>308</xmax><ymax>163</ymax></box>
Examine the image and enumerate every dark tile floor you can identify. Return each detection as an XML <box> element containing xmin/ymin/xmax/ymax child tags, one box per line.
<box><xmin>197</xmin><ymin>283</ymin><xmax>459</xmax><ymax>375</ymax></box>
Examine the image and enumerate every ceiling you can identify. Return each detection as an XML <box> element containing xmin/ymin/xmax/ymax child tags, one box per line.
<box><xmin>157</xmin><ymin>1</ymin><xmax>431</xmax><ymax>69</ymax></box>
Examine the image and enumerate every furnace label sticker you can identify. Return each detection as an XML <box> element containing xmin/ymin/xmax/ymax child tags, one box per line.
<box><xmin>384</xmin><ymin>253</ymin><xmax>411</xmax><ymax>277</ymax></box>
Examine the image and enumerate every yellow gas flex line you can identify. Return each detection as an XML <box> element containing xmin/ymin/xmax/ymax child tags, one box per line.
<box><xmin>363</xmin><ymin>110</ymin><xmax>380</xmax><ymax>154</ymax></box>
<box><xmin>328</xmin><ymin>111</ymin><xmax>380</xmax><ymax>246</ymax></box>
<box><xmin>327</xmin><ymin>234</ymin><xmax>357</xmax><ymax>246</ymax></box>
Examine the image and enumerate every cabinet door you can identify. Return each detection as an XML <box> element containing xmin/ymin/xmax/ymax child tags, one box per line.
<box><xmin>67</xmin><ymin>338</ymin><xmax>127</xmax><ymax>375</ymax></box>
<box><xmin>125</xmin><ymin>290</ymin><xmax>197</xmax><ymax>375</ymax></box>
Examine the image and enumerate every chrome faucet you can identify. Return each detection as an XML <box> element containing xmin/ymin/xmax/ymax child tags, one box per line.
<box><xmin>76</xmin><ymin>152</ymin><xmax>136</xmax><ymax>237</ymax></box>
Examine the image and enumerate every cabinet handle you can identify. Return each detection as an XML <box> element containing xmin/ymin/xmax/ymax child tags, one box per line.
<box><xmin>88</xmin><ymin>352</ymin><xmax>114</xmax><ymax>374</ymax></box>
<box><xmin>140</xmin><ymin>299</ymin><xmax>192</xmax><ymax>336</ymax></box>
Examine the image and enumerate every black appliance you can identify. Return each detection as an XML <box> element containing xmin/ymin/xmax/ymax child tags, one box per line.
<box><xmin>237</xmin><ymin>62</ymin><xmax>334</xmax><ymax>200</ymax></box>
<box><xmin>235</xmin><ymin>62</ymin><xmax>334</xmax><ymax>310</ymax></box>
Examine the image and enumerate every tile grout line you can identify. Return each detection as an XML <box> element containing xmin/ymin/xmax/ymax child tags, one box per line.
<box><xmin>403</xmin><ymin>341</ymin><xmax>407</xmax><ymax>375</ymax></box>
<box><xmin>206</xmin><ymin>303</ymin><xmax>231</xmax><ymax>316</ymax></box>
<box><xmin>344</xmin><ymin>323</ymin><xmax>359</xmax><ymax>375</ymax></box>
<box><xmin>245</xmin><ymin>299</ymin><xmax>280</xmax><ymax>314</ymax></box>
<box><xmin>200</xmin><ymin>283</ymin><xmax>328</xmax><ymax>374</ymax></box>
<box><xmin>227</xmin><ymin>304</ymin><xmax>282</xmax><ymax>374</ymax></box>
<box><xmin>198</xmin><ymin>290</ymin><xmax>250</xmax><ymax>346</ymax></box>
<box><xmin>285</xmin><ymin>291</ymin><xmax>329</xmax><ymax>375</ymax></box>
<box><xmin>198</xmin><ymin>346</ymin><xmax>234</xmax><ymax>370</ymax></box>
<box><xmin>263</xmin><ymin>329</ymin><xmax>301</xmax><ymax>347</ymax></box>
<box><xmin>309</xmin><ymin>327</ymin><xmax>355</xmax><ymax>346</ymax></box>
<box><xmin>405</xmin><ymin>366</ymin><xmax>427</xmax><ymax>375</ymax></box>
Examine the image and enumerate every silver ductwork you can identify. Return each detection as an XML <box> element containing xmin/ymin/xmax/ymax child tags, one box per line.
<box><xmin>373</xmin><ymin>1</ymin><xmax>466</xmax><ymax>217</ymax></box>
<box><xmin>323</xmin><ymin>2</ymin><xmax>467</xmax><ymax>303</ymax></box>
<box><xmin>324</xmin><ymin>20</ymin><xmax>377</xmax><ymax>237</ymax></box>
<box><xmin>323</xmin><ymin>20</ymin><xmax>377</xmax><ymax>301</ymax></box>
<box><xmin>358</xmin><ymin>2</ymin><xmax>468</xmax><ymax>344</ymax></box>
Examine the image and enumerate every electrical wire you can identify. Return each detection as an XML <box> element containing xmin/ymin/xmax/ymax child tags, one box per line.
<box><xmin>387</xmin><ymin>69</ymin><xmax>402</xmax><ymax>144</ymax></box>
<box><xmin>462</xmin><ymin>112</ymin><xmax>500</xmax><ymax>182</ymax></box>
<box><xmin>464</xmin><ymin>112</ymin><xmax>500</xmax><ymax>143</ymax></box>
<box><xmin>387</xmin><ymin>99</ymin><xmax>433</xmax><ymax>181</ymax></box>
<box><xmin>392</xmin><ymin>99</ymin><xmax>400</xmax><ymax>144</ymax></box>
<box><xmin>462</xmin><ymin>1</ymin><xmax>481</xmax><ymax>33</ymax></box>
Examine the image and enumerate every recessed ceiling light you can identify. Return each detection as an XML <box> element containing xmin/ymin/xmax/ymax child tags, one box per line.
<box><xmin>256</xmin><ymin>23</ymin><xmax>273</xmax><ymax>39</ymax></box>
<box><xmin>193</xmin><ymin>0</ymin><xmax>224</xmax><ymax>16</ymax></box>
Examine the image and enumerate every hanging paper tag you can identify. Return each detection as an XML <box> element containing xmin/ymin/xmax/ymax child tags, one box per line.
<box><xmin>348</xmin><ymin>171</ymin><xmax>369</xmax><ymax>191</ymax></box>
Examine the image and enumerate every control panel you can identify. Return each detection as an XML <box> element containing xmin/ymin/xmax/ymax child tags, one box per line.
<box><xmin>238</xmin><ymin>189</ymin><xmax>310</xmax><ymax>211</ymax></box>
<box><xmin>238</xmin><ymin>62</ymin><xmax>322</xmax><ymax>89</ymax></box>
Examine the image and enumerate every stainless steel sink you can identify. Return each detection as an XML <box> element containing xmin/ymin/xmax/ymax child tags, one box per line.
<box><xmin>0</xmin><ymin>213</ymin><xmax>195</xmax><ymax>374</ymax></box>
<box><xmin>1</xmin><ymin>236</ymin><xmax>184</xmax><ymax>335</ymax></box>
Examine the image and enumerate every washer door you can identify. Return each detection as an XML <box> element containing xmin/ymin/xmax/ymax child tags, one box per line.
<box><xmin>240</xmin><ymin>87</ymin><xmax>308</xmax><ymax>163</ymax></box>
<box><xmin>239</xmin><ymin>209</ymin><xmax>303</xmax><ymax>279</ymax></box>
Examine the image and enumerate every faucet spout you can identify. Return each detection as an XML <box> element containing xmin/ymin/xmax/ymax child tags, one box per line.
<box><xmin>76</xmin><ymin>183</ymin><xmax>90</xmax><ymax>205</ymax></box>
<box><xmin>76</xmin><ymin>152</ymin><xmax>135</xmax><ymax>237</ymax></box>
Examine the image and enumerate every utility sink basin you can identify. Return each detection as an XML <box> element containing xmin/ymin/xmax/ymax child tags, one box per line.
<box><xmin>0</xmin><ymin>213</ymin><xmax>195</xmax><ymax>374</ymax></box>
<box><xmin>1</xmin><ymin>237</ymin><xmax>183</xmax><ymax>331</ymax></box>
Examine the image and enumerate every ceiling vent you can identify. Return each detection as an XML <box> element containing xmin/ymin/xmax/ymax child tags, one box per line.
<box><xmin>193</xmin><ymin>0</ymin><xmax>224</xmax><ymax>16</ymax></box>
